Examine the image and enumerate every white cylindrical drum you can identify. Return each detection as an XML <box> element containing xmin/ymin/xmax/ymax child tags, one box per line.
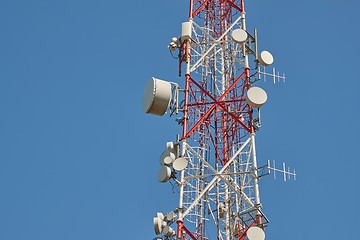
<box><xmin>142</xmin><ymin>77</ymin><xmax>172</xmax><ymax>116</ymax></box>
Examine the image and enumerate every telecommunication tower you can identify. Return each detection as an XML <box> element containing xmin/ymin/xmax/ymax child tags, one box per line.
<box><xmin>142</xmin><ymin>1</ymin><xmax>295</xmax><ymax>240</ymax></box>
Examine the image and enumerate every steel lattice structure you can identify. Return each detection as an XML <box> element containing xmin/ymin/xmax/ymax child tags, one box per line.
<box><xmin>144</xmin><ymin>1</ymin><xmax>290</xmax><ymax>240</ymax></box>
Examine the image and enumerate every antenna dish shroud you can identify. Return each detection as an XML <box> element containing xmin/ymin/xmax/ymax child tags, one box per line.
<box><xmin>160</xmin><ymin>150</ymin><xmax>176</xmax><ymax>166</ymax></box>
<box><xmin>173</xmin><ymin>157</ymin><xmax>188</xmax><ymax>171</ymax></box>
<box><xmin>246</xmin><ymin>87</ymin><xmax>268</xmax><ymax>108</ymax></box>
<box><xmin>166</xmin><ymin>211</ymin><xmax>177</xmax><ymax>221</ymax></box>
<box><xmin>246</xmin><ymin>227</ymin><xmax>265</xmax><ymax>240</ymax></box>
<box><xmin>162</xmin><ymin>225</ymin><xmax>175</xmax><ymax>237</ymax></box>
<box><xmin>157</xmin><ymin>166</ymin><xmax>172</xmax><ymax>183</ymax></box>
<box><xmin>153</xmin><ymin>217</ymin><xmax>162</xmax><ymax>235</ymax></box>
<box><xmin>142</xmin><ymin>77</ymin><xmax>172</xmax><ymax>116</ymax></box>
<box><xmin>258</xmin><ymin>50</ymin><xmax>274</xmax><ymax>66</ymax></box>
<box><xmin>231</xmin><ymin>29</ymin><xmax>248</xmax><ymax>43</ymax></box>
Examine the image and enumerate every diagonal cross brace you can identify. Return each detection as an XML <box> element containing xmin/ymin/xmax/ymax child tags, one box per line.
<box><xmin>224</xmin><ymin>0</ymin><xmax>242</xmax><ymax>12</ymax></box>
<box><xmin>191</xmin><ymin>0</ymin><xmax>210</xmax><ymax>18</ymax></box>
<box><xmin>180</xmin><ymin>137</ymin><xmax>253</xmax><ymax>220</ymax></box>
<box><xmin>184</xmin><ymin>71</ymin><xmax>250</xmax><ymax>139</ymax></box>
<box><xmin>191</xmin><ymin>0</ymin><xmax>242</xmax><ymax>18</ymax></box>
<box><xmin>189</xmin><ymin>15</ymin><xmax>243</xmax><ymax>72</ymax></box>
<box><xmin>184</xmin><ymin>141</ymin><xmax>255</xmax><ymax>206</ymax></box>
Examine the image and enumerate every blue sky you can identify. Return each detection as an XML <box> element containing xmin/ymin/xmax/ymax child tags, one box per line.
<box><xmin>0</xmin><ymin>0</ymin><xmax>359</xmax><ymax>239</ymax></box>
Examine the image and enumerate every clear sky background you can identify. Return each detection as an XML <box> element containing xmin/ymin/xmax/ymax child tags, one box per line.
<box><xmin>0</xmin><ymin>0</ymin><xmax>359</xmax><ymax>239</ymax></box>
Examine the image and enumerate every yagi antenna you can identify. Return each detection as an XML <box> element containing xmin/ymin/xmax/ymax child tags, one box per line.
<box><xmin>258</xmin><ymin>66</ymin><xmax>286</xmax><ymax>84</ymax></box>
<box><xmin>267</xmin><ymin>160</ymin><xmax>296</xmax><ymax>181</ymax></box>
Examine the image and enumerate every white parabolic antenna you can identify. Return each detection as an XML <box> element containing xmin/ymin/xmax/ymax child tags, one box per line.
<box><xmin>231</xmin><ymin>29</ymin><xmax>248</xmax><ymax>43</ymax></box>
<box><xmin>166</xmin><ymin>211</ymin><xmax>177</xmax><ymax>221</ymax></box>
<box><xmin>173</xmin><ymin>157</ymin><xmax>188</xmax><ymax>171</ymax></box>
<box><xmin>142</xmin><ymin>77</ymin><xmax>172</xmax><ymax>116</ymax></box>
<box><xmin>246</xmin><ymin>87</ymin><xmax>268</xmax><ymax>108</ymax></box>
<box><xmin>246</xmin><ymin>227</ymin><xmax>265</xmax><ymax>240</ymax></box>
<box><xmin>258</xmin><ymin>50</ymin><xmax>274</xmax><ymax>66</ymax></box>
<box><xmin>156</xmin><ymin>212</ymin><xmax>164</xmax><ymax>221</ymax></box>
<box><xmin>157</xmin><ymin>166</ymin><xmax>172</xmax><ymax>182</ymax></box>
<box><xmin>153</xmin><ymin>217</ymin><xmax>162</xmax><ymax>235</ymax></box>
<box><xmin>163</xmin><ymin>225</ymin><xmax>175</xmax><ymax>237</ymax></box>
<box><xmin>160</xmin><ymin>150</ymin><xmax>176</xmax><ymax>166</ymax></box>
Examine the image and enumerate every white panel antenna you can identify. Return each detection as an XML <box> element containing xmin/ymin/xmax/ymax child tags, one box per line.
<box><xmin>181</xmin><ymin>22</ymin><xmax>192</xmax><ymax>40</ymax></box>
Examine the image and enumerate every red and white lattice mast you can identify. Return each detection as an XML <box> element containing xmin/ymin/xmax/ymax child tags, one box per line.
<box><xmin>143</xmin><ymin>1</ymin><xmax>294</xmax><ymax>240</ymax></box>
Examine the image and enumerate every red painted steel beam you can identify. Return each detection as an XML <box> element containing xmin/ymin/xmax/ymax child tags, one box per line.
<box><xmin>191</xmin><ymin>0</ymin><xmax>210</xmax><ymax>18</ymax></box>
<box><xmin>183</xmin><ymin>71</ymin><xmax>250</xmax><ymax>139</ymax></box>
<box><xmin>182</xmin><ymin>74</ymin><xmax>191</xmax><ymax>139</ymax></box>
<box><xmin>238</xmin><ymin>221</ymin><xmax>257</xmax><ymax>240</ymax></box>
<box><xmin>177</xmin><ymin>220</ymin><xmax>198</xmax><ymax>240</ymax></box>
<box><xmin>176</xmin><ymin>220</ymin><xmax>184</xmax><ymax>239</ymax></box>
<box><xmin>187</xmin><ymin>98</ymin><xmax>245</xmax><ymax>107</ymax></box>
<box><xmin>183</xmin><ymin>224</ymin><xmax>198</xmax><ymax>240</ymax></box>
<box><xmin>191</xmin><ymin>0</ymin><xmax>242</xmax><ymax>18</ymax></box>
<box><xmin>224</xmin><ymin>0</ymin><xmax>242</xmax><ymax>12</ymax></box>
